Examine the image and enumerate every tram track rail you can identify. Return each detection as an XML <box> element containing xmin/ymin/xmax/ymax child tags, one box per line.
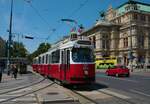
<box><xmin>0</xmin><ymin>77</ymin><xmax>45</xmax><ymax>95</ymax></box>
<box><xmin>0</xmin><ymin>80</ymin><xmax>55</xmax><ymax>103</ymax></box>
<box><xmin>70</xmin><ymin>85</ymin><xmax>138</xmax><ymax>104</ymax></box>
<box><xmin>97</xmin><ymin>90</ymin><xmax>136</xmax><ymax>104</ymax></box>
<box><xmin>49</xmin><ymin>79</ymin><xmax>98</xmax><ymax>104</ymax></box>
<box><xmin>38</xmin><ymin>75</ymin><xmax>130</xmax><ymax>104</ymax></box>
<box><xmin>52</xmin><ymin>81</ymin><xmax>137</xmax><ymax>104</ymax></box>
<box><xmin>31</xmin><ymin>71</ymin><xmax>137</xmax><ymax>104</ymax></box>
<box><xmin>71</xmin><ymin>89</ymin><xmax>98</xmax><ymax>104</ymax></box>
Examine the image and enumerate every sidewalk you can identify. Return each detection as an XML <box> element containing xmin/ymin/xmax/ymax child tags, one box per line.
<box><xmin>131</xmin><ymin>68</ymin><xmax>150</xmax><ymax>73</ymax></box>
<box><xmin>96</xmin><ymin>69</ymin><xmax>107</xmax><ymax>73</ymax></box>
<box><xmin>29</xmin><ymin>68</ymin><xmax>79</xmax><ymax>104</ymax></box>
<box><xmin>0</xmin><ymin>72</ymin><xmax>30</xmax><ymax>84</ymax></box>
<box><xmin>1</xmin><ymin>73</ymin><xmax>14</xmax><ymax>82</ymax></box>
<box><xmin>34</xmin><ymin>79</ymin><xmax>79</xmax><ymax>104</ymax></box>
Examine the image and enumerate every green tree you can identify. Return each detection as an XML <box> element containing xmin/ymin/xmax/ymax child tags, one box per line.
<box><xmin>10</xmin><ymin>41</ymin><xmax>28</xmax><ymax>58</ymax></box>
<box><xmin>36</xmin><ymin>43</ymin><xmax>50</xmax><ymax>55</ymax></box>
<box><xmin>0</xmin><ymin>37</ymin><xmax>6</xmax><ymax>57</ymax></box>
<box><xmin>28</xmin><ymin>42</ymin><xmax>51</xmax><ymax>63</ymax></box>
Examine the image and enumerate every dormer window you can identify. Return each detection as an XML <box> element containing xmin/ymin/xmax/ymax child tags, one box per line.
<box><xmin>125</xmin><ymin>4</ymin><xmax>138</xmax><ymax>11</ymax></box>
<box><xmin>125</xmin><ymin>6</ymin><xmax>130</xmax><ymax>11</ymax></box>
<box><xmin>134</xmin><ymin>5</ymin><xmax>138</xmax><ymax>10</ymax></box>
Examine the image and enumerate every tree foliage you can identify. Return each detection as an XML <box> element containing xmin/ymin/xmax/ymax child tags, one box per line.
<box><xmin>0</xmin><ymin>37</ymin><xmax>6</xmax><ymax>57</ymax></box>
<box><xmin>0</xmin><ymin>37</ymin><xmax>28</xmax><ymax>61</ymax></box>
<box><xmin>10</xmin><ymin>41</ymin><xmax>28</xmax><ymax>58</ymax></box>
<box><xmin>28</xmin><ymin>42</ymin><xmax>51</xmax><ymax>63</ymax></box>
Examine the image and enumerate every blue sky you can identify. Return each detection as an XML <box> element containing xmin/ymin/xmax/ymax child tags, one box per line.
<box><xmin>0</xmin><ymin>0</ymin><xmax>149</xmax><ymax>53</ymax></box>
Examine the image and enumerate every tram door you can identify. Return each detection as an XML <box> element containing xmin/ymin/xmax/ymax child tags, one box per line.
<box><xmin>60</xmin><ymin>49</ymin><xmax>70</xmax><ymax>81</ymax></box>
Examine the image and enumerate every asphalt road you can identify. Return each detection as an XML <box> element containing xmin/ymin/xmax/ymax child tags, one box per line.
<box><xmin>96</xmin><ymin>70</ymin><xmax>150</xmax><ymax>103</ymax></box>
<box><xmin>1</xmin><ymin>67</ymin><xmax>150</xmax><ymax>104</ymax></box>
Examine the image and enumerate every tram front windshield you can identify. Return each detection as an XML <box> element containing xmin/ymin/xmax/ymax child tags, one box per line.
<box><xmin>72</xmin><ymin>47</ymin><xmax>94</xmax><ymax>62</ymax></box>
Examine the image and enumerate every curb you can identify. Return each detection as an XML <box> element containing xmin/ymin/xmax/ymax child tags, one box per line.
<box><xmin>29</xmin><ymin>70</ymin><xmax>44</xmax><ymax>79</ymax></box>
<box><xmin>36</xmin><ymin>91</ymin><xmax>79</xmax><ymax>104</ymax></box>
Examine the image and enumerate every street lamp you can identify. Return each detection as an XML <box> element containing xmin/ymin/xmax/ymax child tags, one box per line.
<box><xmin>7</xmin><ymin>0</ymin><xmax>14</xmax><ymax>75</ymax></box>
<box><xmin>24</xmin><ymin>36</ymin><xmax>34</xmax><ymax>39</ymax></box>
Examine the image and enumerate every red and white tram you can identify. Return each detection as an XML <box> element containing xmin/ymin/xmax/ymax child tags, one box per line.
<box><xmin>32</xmin><ymin>38</ymin><xmax>95</xmax><ymax>84</ymax></box>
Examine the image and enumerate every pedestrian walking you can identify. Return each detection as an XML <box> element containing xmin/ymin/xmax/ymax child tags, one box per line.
<box><xmin>10</xmin><ymin>64</ymin><xmax>13</xmax><ymax>78</ymax></box>
<box><xmin>0</xmin><ymin>63</ymin><xmax>3</xmax><ymax>83</ymax></box>
<box><xmin>12</xmin><ymin>64</ymin><xmax>18</xmax><ymax>79</ymax></box>
<box><xmin>7</xmin><ymin>65</ymin><xmax>10</xmax><ymax>76</ymax></box>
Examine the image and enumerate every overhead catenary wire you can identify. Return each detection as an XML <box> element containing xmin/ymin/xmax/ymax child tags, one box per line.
<box><xmin>24</xmin><ymin>0</ymin><xmax>57</xmax><ymax>43</ymax></box>
<box><xmin>45</xmin><ymin>0</ymin><xmax>90</xmax><ymax>42</ymax></box>
<box><xmin>24</xmin><ymin>0</ymin><xmax>51</xmax><ymax>28</ymax></box>
<box><xmin>24</xmin><ymin>0</ymin><xmax>90</xmax><ymax>43</ymax></box>
<box><xmin>68</xmin><ymin>0</ymin><xmax>89</xmax><ymax>18</ymax></box>
<box><xmin>12</xmin><ymin>33</ymin><xmax>48</xmax><ymax>41</ymax></box>
<box><xmin>56</xmin><ymin>0</ymin><xmax>89</xmax><ymax>38</ymax></box>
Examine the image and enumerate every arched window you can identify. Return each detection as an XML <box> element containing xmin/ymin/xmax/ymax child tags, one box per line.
<box><xmin>93</xmin><ymin>36</ymin><xmax>96</xmax><ymax>48</ymax></box>
<box><xmin>123</xmin><ymin>37</ymin><xmax>128</xmax><ymax>48</ymax></box>
<box><xmin>102</xmin><ymin>34</ymin><xmax>110</xmax><ymax>49</ymax></box>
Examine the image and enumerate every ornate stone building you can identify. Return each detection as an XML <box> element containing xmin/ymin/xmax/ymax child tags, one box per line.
<box><xmin>81</xmin><ymin>0</ymin><xmax>150</xmax><ymax>66</ymax></box>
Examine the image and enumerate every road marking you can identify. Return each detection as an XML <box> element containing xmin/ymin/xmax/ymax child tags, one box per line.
<box><xmin>142</xmin><ymin>78</ymin><xmax>150</xmax><ymax>80</ymax></box>
<box><xmin>130</xmin><ymin>89</ymin><xmax>150</xmax><ymax>97</ymax></box>
<box><xmin>115</xmin><ymin>78</ymin><xmax>139</xmax><ymax>83</ymax></box>
<box><xmin>9</xmin><ymin>88</ymin><xmax>32</xmax><ymax>94</ymax></box>
<box><xmin>99</xmin><ymin>89</ymin><xmax>130</xmax><ymax>99</ymax></box>
<box><xmin>0</xmin><ymin>99</ymin><xmax>6</xmax><ymax>101</ymax></box>
<box><xmin>0</xmin><ymin>93</ymin><xmax>37</xmax><ymax>103</ymax></box>
<box><xmin>0</xmin><ymin>94</ymin><xmax>35</xmax><ymax>97</ymax></box>
<box><xmin>12</xmin><ymin>97</ymin><xmax>36</xmax><ymax>101</ymax></box>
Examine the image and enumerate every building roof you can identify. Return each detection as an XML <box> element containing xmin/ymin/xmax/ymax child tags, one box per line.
<box><xmin>95</xmin><ymin>19</ymin><xmax>116</xmax><ymax>26</ymax></box>
<box><xmin>79</xmin><ymin>20</ymin><xmax>120</xmax><ymax>36</ymax></box>
<box><xmin>116</xmin><ymin>0</ymin><xmax>150</xmax><ymax>15</ymax></box>
<box><xmin>119</xmin><ymin>0</ymin><xmax>150</xmax><ymax>8</ymax></box>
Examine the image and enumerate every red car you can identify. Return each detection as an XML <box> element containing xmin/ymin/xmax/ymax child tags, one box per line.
<box><xmin>105</xmin><ymin>65</ymin><xmax>130</xmax><ymax>77</ymax></box>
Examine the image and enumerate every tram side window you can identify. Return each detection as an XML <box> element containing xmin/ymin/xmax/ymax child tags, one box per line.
<box><xmin>67</xmin><ymin>50</ymin><xmax>70</xmax><ymax>64</ymax></box>
<box><xmin>38</xmin><ymin>57</ymin><xmax>41</xmax><ymax>64</ymax></box>
<box><xmin>49</xmin><ymin>54</ymin><xmax>51</xmax><ymax>64</ymax></box>
<box><xmin>52</xmin><ymin>50</ymin><xmax>60</xmax><ymax>63</ymax></box>
<box><xmin>36</xmin><ymin>59</ymin><xmax>38</xmax><ymax>64</ymax></box>
<box><xmin>46</xmin><ymin>54</ymin><xmax>48</xmax><ymax>64</ymax></box>
<box><xmin>42</xmin><ymin>56</ymin><xmax>44</xmax><ymax>64</ymax></box>
<box><xmin>33</xmin><ymin>59</ymin><xmax>36</xmax><ymax>64</ymax></box>
<box><xmin>35</xmin><ymin>59</ymin><xmax>37</xmax><ymax>64</ymax></box>
<box><xmin>61</xmin><ymin>51</ymin><xmax>65</xmax><ymax>64</ymax></box>
<box><xmin>33</xmin><ymin>59</ymin><xmax>35</xmax><ymax>64</ymax></box>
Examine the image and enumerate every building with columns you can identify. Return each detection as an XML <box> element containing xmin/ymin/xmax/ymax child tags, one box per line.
<box><xmin>81</xmin><ymin>0</ymin><xmax>150</xmax><ymax>67</ymax></box>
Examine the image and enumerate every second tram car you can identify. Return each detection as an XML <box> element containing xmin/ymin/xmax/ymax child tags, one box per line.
<box><xmin>32</xmin><ymin>38</ymin><xmax>95</xmax><ymax>84</ymax></box>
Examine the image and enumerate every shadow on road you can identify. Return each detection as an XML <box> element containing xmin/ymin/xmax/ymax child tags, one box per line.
<box><xmin>64</xmin><ymin>82</ymin><xmax>108</xmax><ymax>91</ymax></box>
